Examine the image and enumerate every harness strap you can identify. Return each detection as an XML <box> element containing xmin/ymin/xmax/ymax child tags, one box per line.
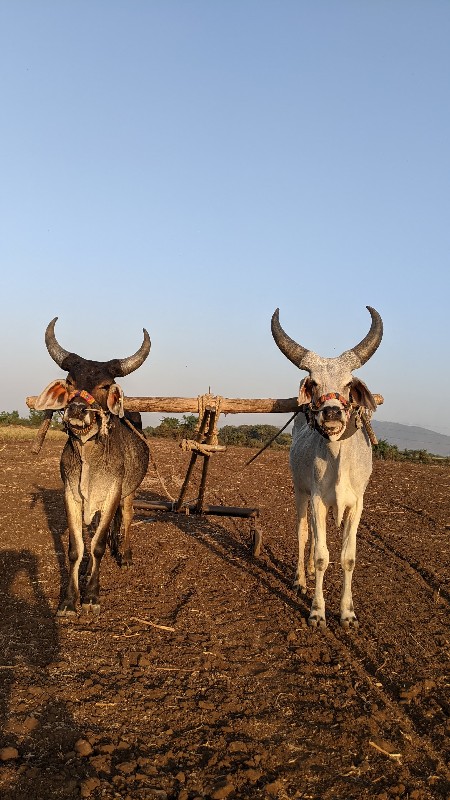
<box><xmin>68</xmin><ymin>389</ymin><xmax>97</xmax><ymax>405</ymax></box>
<box><xmin>312</xmin><ymin>392</ymin><xmax>350</xmax><ymax>409</ymax></box>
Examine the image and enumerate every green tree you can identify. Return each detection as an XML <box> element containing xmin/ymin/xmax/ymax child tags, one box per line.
<box><xmin>181</xmin><ymin>414</ymin><xmax>198</xmax><ymax>436</ymax></box>
<box><xmin>27</xmin><ymin>409</ymin><xmax>47</xmax><ymax>427</ymax></box>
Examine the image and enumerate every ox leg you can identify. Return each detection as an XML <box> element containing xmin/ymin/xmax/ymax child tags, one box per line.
<box><xmin>120</xmin><ymin>493</ymin><xmax>135</xmax><ymax>567</ymax></box>
<box><xmin>109</xmin><ymin>506</ymin><xmax>123</xmax><ymax>565</ymax></box>
<box><xmin>58</xmin><ymin>492</ymin><xmax>83</xmax><ymax>616</ymax></box>
<box><xmin>293</xmin><ymin>488</ymin><xmax>309</xmax><ymax>594</ymax></box>
<box><xmin>309</xmin><ymin>497</ymin><xmax>329</xmax><ymax>628</ymax></box>
<box><xmin>340</xmin><ymin>501</ymin><xmax>362</xmax><ymax>629</ymax></box>
<box><xmin>307</xmin><ymin>526</ymin><xmax>315</xmax><ymax>579</ymax></box>
<box><xmin>82</xmin><ymin>488</ymin><xmax>121</xmax><ymax>614</ymax></box>
<box><xmin>109</xmin><ymin>493</ymin><xmax>134</xmax><ymax>567</ymax></box>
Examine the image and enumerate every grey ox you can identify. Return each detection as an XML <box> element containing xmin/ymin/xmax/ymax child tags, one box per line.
<box><xmin>272</xmin><ymin>306</ymin><xmax>383</xmax><ymax>628</ymax></box>
<box><xmin>35</xmin><ymin>319</ymin><xmax>150</xmax><ymax>615</ymax></box>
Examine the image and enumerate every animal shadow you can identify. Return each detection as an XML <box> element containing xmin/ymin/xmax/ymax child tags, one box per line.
<box><xmin>0</xmin><ymin>549</ymin><xmax>92</xmax><ymax>798</ymax></box>
<box><xmin>30</xmin><ymin>485</ymin><xmax>68</xmax><ymax>606</ymax></box>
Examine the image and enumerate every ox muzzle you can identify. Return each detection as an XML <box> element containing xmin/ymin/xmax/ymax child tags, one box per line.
<box><xmin>64</xmin><ymin>390</ymin><xmax>106</xmax><ymax>441</ymax></box>
<box><xmin>311</xmin><ymin>392</ymin><xmax>352</xmax><ymax>441</ymax></box>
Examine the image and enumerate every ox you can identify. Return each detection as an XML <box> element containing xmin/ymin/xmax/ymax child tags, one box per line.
<box><xmin>35</xmin><ymin>318</ymin><xmax>150</xmax><ymax>615</ymax></box>
<box><xmin>272</xmin><ymin>306</ymin><xmax>383</xmax><ymax>628</ymax></box>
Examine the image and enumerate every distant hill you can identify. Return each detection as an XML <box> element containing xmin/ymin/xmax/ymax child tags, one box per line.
<box><xmin>372</xmin><ymin>421</ymin><xmax>450</xmax><ymax>457</ymax></box>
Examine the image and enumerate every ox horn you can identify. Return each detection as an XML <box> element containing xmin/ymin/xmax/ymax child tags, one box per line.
<box><xmin>116</xmin><ymin>329</ymin><xmax>151</xmax><ymax>376</ymax></box>
<box><xmin>271</xmin><ymin>308</ymin><xmax>310</xmax><ymax>369</ymax></box>
<box><xmin>45</xmin><ymin>317</ymin><xmax>71</xmax><ymax>367</ymax></box>
<box><xmin>350</xmin><ymin>306</ymin><xmax>383</xmax><ymax>366</ymax></box>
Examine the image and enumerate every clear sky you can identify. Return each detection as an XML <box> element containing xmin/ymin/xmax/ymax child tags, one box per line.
<box><xmin>1</xmin><ymin>1</ymin><xmax>449</xmax><ymax>433</ymax></box>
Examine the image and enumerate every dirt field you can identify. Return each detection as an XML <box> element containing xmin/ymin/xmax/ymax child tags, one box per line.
<box><xmin>0</xmin><ymin>433</ymin><xmax>449</xmax><ymax>800</ymax></box>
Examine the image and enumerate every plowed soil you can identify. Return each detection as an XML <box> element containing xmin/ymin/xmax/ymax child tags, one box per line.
<box><xmin>0</xmin><ymin>434</ymin><xmax>449</xmax><ymax>800</ymax></box>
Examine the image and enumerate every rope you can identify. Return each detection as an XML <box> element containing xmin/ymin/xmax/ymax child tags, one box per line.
<box><xmin>244</xmin><ymin>411</ymin><xmax>300</xmax><ymax>467</ymax></box>
<box><xmin>195</xmin><ymin>393</ymin><xmax>223</xmax><ymax>446</ymax></box>
<box><xmin>360</xmin><ymin>410</ymin><xmax>378</xmax><ymax>445</ymax></box>
<box><xmin>181</xmin><ymin>439</ymin><xmax>226</xmax><ymax>455</ymax></box>
<box><xmin>123</xmin><ymin>417</ymin><xmax>176</xmax><ymax>503</ymax></box>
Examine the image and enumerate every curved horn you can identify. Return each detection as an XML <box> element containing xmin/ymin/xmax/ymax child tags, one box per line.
<box><xmin>350</xmin><ymin>306</ymin><xmax>383</xmax><ymax>366</ymax></box>
<box><xmin>271</xmin><ymin>309</ymin><xmax>310</xmax><ymax>369</ymax></box>
<box><xmin>117</xmin><ymin>329</ymin><xmax>151</xmax><ymax>376</ymax></box>
<box><xmin>45</xmin><ymin>317</ymin><xmax>70</xmax><ymax>367</ymax></box>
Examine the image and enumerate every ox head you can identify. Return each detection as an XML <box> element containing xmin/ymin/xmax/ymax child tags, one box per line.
<box><xmin>272</xmin><ymin>306</ymin><xmax>383</xmax><ymax>441</ymax></box>
<box><xmin>35</xmin><ymin>318</ymin><xmax>151</xmax><ymax>442</ymax></box>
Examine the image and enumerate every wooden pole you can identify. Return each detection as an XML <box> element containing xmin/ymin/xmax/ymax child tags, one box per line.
<box><xmin>31</xmin><ymin>410</ymin><xmax>54</xmax><ymax>454</ymax></box>
<box><xmin>26</xmin><ymin>394</ymin><xmax>384</xmax><ymax>414</ymax></box>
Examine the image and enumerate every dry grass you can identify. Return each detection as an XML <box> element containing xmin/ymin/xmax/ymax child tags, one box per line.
<box><xmin>0</xmin><ymin>425</ymin><xmax>66</xmax><ymax>442</ymax></box>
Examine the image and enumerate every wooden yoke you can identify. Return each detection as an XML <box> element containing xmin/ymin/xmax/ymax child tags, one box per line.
<box><xmin>25</xmin><ymin>391</ymin><xmax>383</xmax><ymax>557</ymax></box>
<box><xmin>26</xmin><ymin>394</ymin><xmax>384</xmax><ymax>415</ymax></box>
<box><xmin>26</xmin><ymin>392</ymin><xmax>383</xmax><ymax>456</ymax></box>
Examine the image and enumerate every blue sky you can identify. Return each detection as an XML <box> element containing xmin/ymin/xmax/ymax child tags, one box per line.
<box><xmin>1</xmin><ymin>1</ymin><xmax>449</xmax><ymax>433</ymax></box>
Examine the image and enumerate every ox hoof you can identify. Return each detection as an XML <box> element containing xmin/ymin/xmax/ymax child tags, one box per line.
<box><xmin>308</xmin><ymin>614</ymin><xmax>326</xmax><ymax>629</ymax></box>
<box><xmin>120</xmin><ymin>550</ymin><xmax>133</xmax><ymax>568</ymax></box>
<box><xmin>293</xmin><ymin>580</ymin><xmax>307</xmax><ymax>596</ymax></box>
<box><xmin>81</xmin><ymin>602</ymin><xmax>101</xmax><ymax>616</ymax></box>
<box><xmin>56</xmin><ymin>603</ymin><xmax>77</xmax><ymax>617</ymax></box>
<box><xmin>340</xmin><ymin>616</ymin><xmax>359</xmax><ymax>630</ymax></box>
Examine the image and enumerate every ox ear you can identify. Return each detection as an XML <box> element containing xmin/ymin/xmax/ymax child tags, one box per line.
<box><xmin>350</xmin><ymin>377</ymin><xmax>377</xmax><ymax>412</ymax></box>
<box><xmin>35</xmin><ymin>380</ymin><xmax>70</xmax><ymax>411</ymax></box>
<box><xmin>298</xmin><ymin>377</ymin><xmax>314</xmax><ymax>406</ymax></box>
<box><xmin>107</xmin><ymin>383</ymin><xmax>124</xmax><ymax>417</ymax></box>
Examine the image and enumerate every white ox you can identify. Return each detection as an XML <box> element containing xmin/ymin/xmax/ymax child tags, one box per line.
<box><xmin>272</xmin><ymin>306</ymin><xmax>383</xmax><ymax>628</ymax></box>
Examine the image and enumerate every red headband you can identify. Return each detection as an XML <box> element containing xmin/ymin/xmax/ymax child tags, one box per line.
<box><xmin>68</xmin><ymin>389</ymin><xmax>97</xmax><ymax>405</ymax></box>
<box><xmin>313</xmin><ymin>392</ymin><xmax>350</xmax><ymax>409</ymax></box>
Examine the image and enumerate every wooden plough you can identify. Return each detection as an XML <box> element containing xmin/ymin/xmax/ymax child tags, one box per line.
<box><xmin>26</xmin><ymin>392</ymin><xmax>383</xmax><ymax>557</ymax></box>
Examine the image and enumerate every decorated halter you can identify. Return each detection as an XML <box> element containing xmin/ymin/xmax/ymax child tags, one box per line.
<box><xmin>306</xmin><ymin>391</ymin><xmax>358</xmax><ymax>441</ymax></box>
<box><xmin>68</xmin><ymin>389</ymin><xmax>98</xmax><ymax>405</ymax></box>
<box><xmin>311</xmin><ymin>392</ymin><xmax>351</xmax><ymax>411</ymax></box>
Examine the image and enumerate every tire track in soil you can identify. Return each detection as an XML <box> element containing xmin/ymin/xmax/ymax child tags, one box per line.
<box><xmin>183</xmin><ymin>504</ymin><xmax>449</xmax><ymax>795</ymax></box>
<box><xmin>360</xmin><ymin>516</ymin><xmax>450</xmax><ymax>604</ymax></box>
<box><xmin>197</xmin><ymin>449</ymin><xmax>449</xmax><ymax>746</ymax></box>
<box><xmin>330</xmin><ymin>627</ymin><xmax>450</xmax><ymax>785</ymax></box>
<box><xmin>354</xmin><ymin>515</ymin><xmax>450</xmax><ymax>767</ymax></box>
<box><xmin>209</xmin><ymin>472</ymin><xmax>450</xmax><ymax>796</ymax></box>
<box><xmin>252</xmin><ymin>533</ymin><xmax>450</xmax><ymax>790</ymax></box>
